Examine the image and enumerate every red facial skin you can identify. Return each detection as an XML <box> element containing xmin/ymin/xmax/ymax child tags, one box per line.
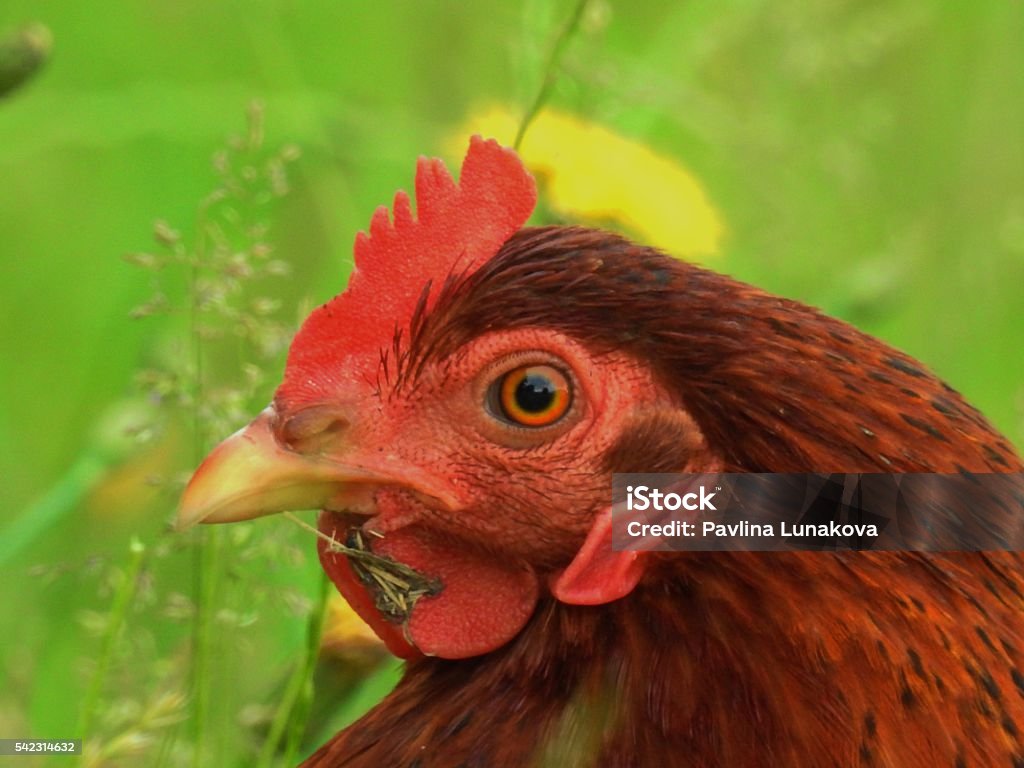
<box><xmin>281</xmin><ymin>329</ymin><xmax>712</xmax><ymax>659</ymax></box>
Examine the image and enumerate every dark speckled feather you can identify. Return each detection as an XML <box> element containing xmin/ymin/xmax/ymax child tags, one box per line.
<box><xmin>304</xmin><ymin>227</ymin><xmax>1024</xmax><ymax>768</ymax></box>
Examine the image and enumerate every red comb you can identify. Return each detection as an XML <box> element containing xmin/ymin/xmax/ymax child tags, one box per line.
<box><xmin>280</xmin><ymin>136</ymin><xmax>537</xmax><ymax>405</ymax></box>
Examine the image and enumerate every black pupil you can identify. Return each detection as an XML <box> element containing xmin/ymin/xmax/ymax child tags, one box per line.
<box><xmin>514</xmin><ymin>373</ymin><xmax>556</xmax><ymax>413</ymax></box>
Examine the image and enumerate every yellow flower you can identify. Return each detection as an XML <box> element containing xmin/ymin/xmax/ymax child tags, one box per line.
<box><xmin>321</xmin><ymin>595</ymin><xmax>388</xmax><ymax>661</ymax></box>
<box><xmin>452</xmin><ymin>105</ymin><xmax>725</xmax><ymax>259</ymax></box>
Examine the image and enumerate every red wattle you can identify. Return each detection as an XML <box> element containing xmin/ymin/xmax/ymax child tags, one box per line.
<box><xmin>317</xmin><ymin>513</ymin><xmax>539</xmax><ymax>660</ymax></box>
<box><xmin>373</xmin><ymin>527</ymin><xmax>538</xmax><ymax>659</ymax></box>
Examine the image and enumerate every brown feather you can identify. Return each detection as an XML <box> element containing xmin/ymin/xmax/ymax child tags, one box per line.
<box><xmin>304</xmin><ymin>226</ymin><xmax>1024</xmax><ymax>767</ymax></box>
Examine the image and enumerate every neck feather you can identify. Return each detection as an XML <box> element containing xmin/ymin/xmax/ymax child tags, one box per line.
<box><xmin>304</xmin><ymin>550</ymin><xmax>1024</xmax><ymax>768</ymax></box>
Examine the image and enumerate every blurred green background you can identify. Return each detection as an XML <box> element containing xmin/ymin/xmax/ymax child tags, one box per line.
<box><xmin>0</xmin><ymin>1</ymin><xmax>1021</xmax><ymax>766</ymax></box>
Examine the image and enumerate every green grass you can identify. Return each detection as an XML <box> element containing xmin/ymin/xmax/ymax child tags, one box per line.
<box><xmin>0</xmin><ymin>1</ymin><xmax>1021</xmax><ymax>766</ymax></box>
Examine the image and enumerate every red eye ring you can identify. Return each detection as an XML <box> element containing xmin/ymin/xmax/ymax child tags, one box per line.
<box><xmin>496</xmin><ymin>365</ymin><xmax>572</xmax><ymax>427</ymax></box>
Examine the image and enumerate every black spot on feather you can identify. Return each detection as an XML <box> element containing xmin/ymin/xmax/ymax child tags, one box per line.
<box><xmin>908</xmin><ymin>648</ymin><xmax>926</xmax><ymax>680</ymax></box>
<box><xmin>442</xmin><ymin>713</ymin><xmax>473</xmax><ymax>739</ymax></box>
<box><xmin>1012</xmin><ymin>669</ymin><xmax>1024</xmax><ymax>698</ymax></box>
<box><xmin>976</xmin><ymin>626</ymin><xmax>997</xmax><ymax>652</ymax></box>
<box><xmin>900</xmin><ymin>676</ymin><xmax>916</xmax><ymax>709</ymax></box>
<box><xmin>955</xmin><ymin>465</ymin><xmax>982</xmax><ymax>484</ymax></box>
<box><xmin>859</xmin><ymin>742</ymin><xmax>873</xmax><ymax>763</ymax></box>
<box><xmin>884</xmin><ymin>356</ymin><xmax>927</xmax><ymax>378</ymax></box>
<box><xmin>977</xmin><ymin>668</ymin><xmax>1001</xmax><ymax>701</ymax></box>
<box><xmin>826</xmin><ymin>351</ymin><xmax>853</xmax><ymax>365</ymax></box>
<box><xmin>983</xmin><ymin>444</ymin><xmax>1011</xmax><ymax>467</ymax></box>
<box><xmin>649</xmin><ymin>267</ymin><xmax>671</xmax><ymax>286</ymax></box>
<box><xmin>766</xmin><ymin>316</ymin><xmax>808</xmax><ymax>342</ymax></box>
<box><xmin>863</xmin><ymin>712</ymin><xmax>877</xmax><ymax>737</ymax></box>
<box><xmin>983</xmin><ymin>579</ymin><xmax>1010</xmax><ymax>607</ymax></box>
<box><xmin>931</xmin><ymin>397</ymin><xmax>959</xmax><ymax>417</ymax></box>
<box><xmin>900</xmin><ymin>686</ymin><xmax>916</xmax><ymax>708</ymax></box>
<box><xmin>1003</xmin><ymin>715</ymin><xmax>1018</xmax><ymax>737</ymax></box>
<box><xmin>899</xmin><ymin>413</ymin><xmax>949</xmax><ymax>442</ymax></box>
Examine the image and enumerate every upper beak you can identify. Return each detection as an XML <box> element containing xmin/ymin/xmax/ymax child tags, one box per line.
<box><xmin>176</xmin><ymin>407</ymin><xmax>365</xmax><ymax>530</ymax></box>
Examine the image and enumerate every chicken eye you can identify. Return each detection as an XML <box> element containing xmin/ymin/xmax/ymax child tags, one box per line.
<box><xmin>492</xmin><ymin>365</ymin><xmax>572</xmax><ymax>427</ymax></box>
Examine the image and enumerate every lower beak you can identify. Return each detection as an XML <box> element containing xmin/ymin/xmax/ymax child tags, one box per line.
<box><xmin>176</xmin><ymin>407</ymin><xmax>362</xmax><ymax>530</ymax></box>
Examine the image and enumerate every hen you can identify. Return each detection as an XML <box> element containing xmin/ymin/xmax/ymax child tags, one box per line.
<box><xmin>179</xmin><ymin>138</ymin><xmax>1024</xmax><ymax>767</ymax></box>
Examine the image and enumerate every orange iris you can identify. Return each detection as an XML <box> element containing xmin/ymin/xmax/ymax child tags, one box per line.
<box><xmin>498</xmin><ymin>365</ymin><xmax>571</xmax><ymax>427</ymax></box>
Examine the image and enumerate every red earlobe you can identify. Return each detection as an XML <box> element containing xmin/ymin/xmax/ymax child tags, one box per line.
<box><xmin>549</xmin><ymin>507</ymin><xmax>647</xmax><ymax>605</ymax></box>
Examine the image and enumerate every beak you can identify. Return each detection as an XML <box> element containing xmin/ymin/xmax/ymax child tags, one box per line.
<box><xmin>176</xmin><ymin>407</ymin><xmax>362</xmax><ymax>530</ymax></box>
